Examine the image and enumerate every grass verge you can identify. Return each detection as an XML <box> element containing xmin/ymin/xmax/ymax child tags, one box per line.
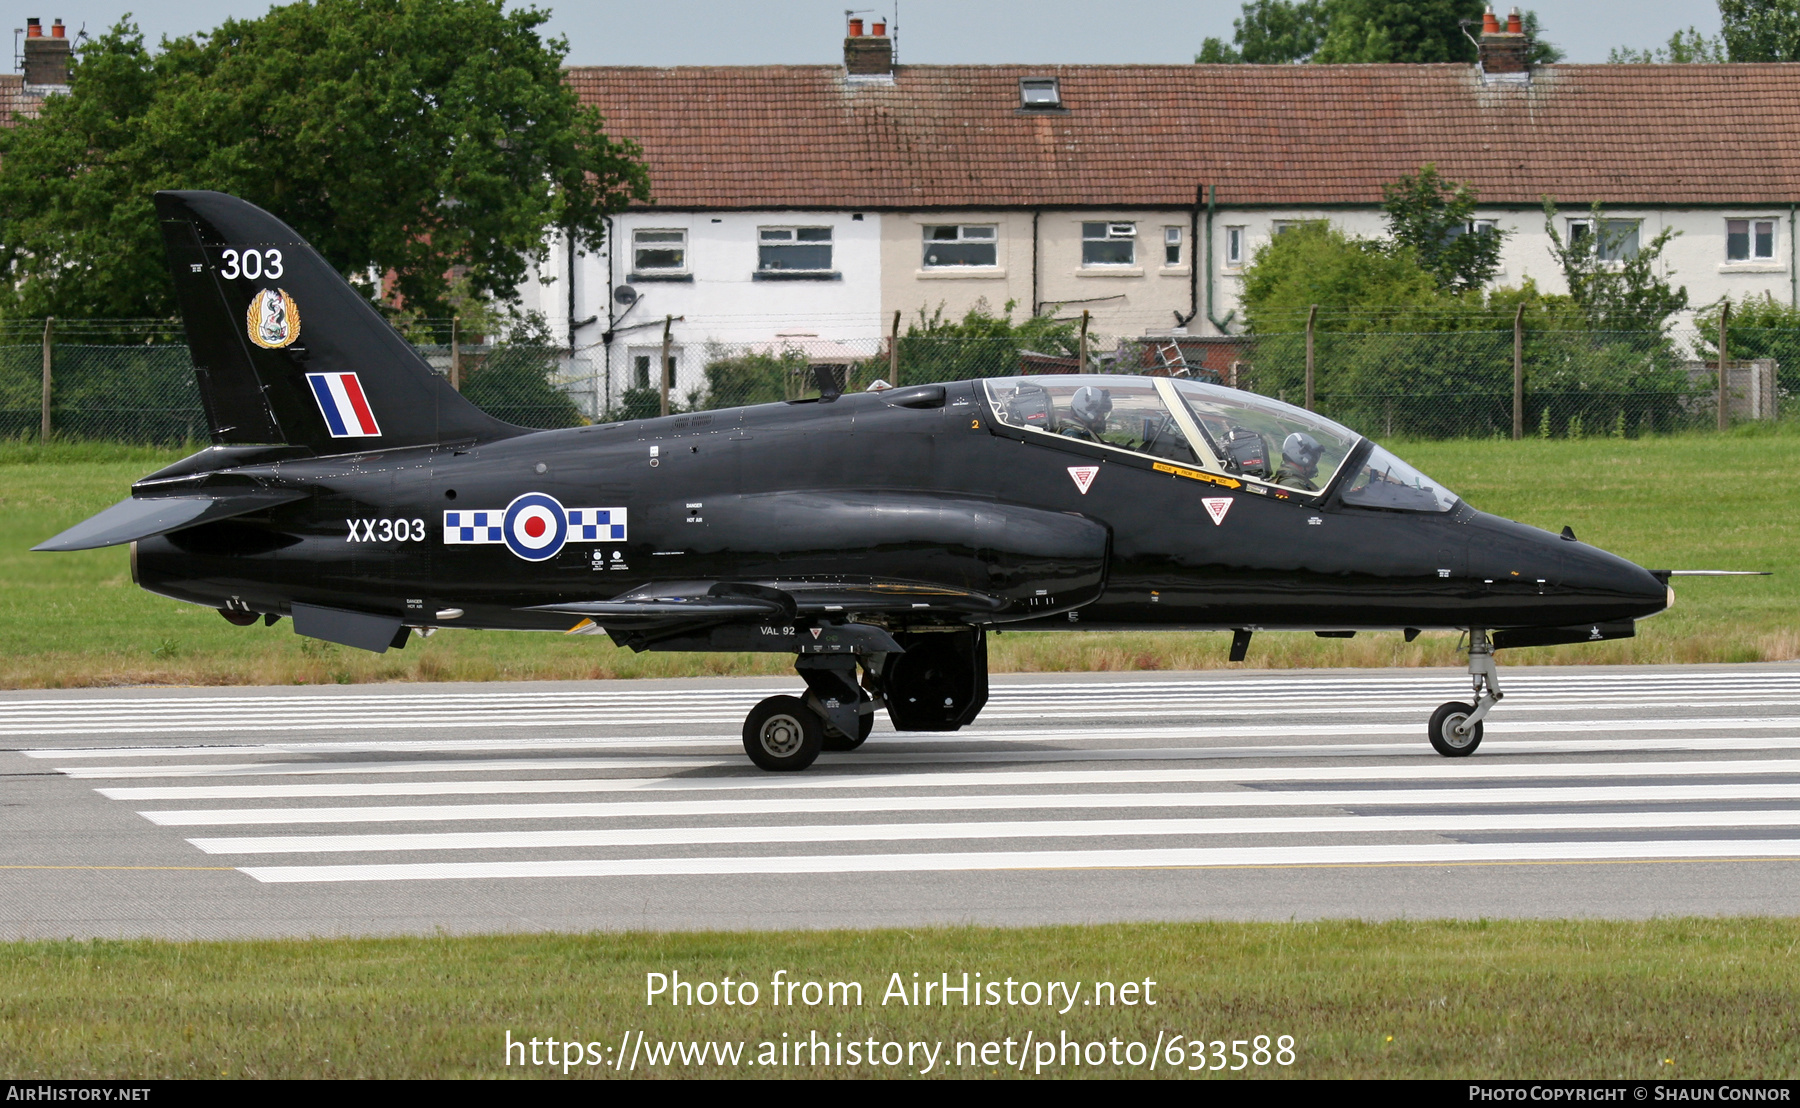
<box><xmin>3</xmin><ymin>427</ymin><xmax>1794</xmax><ymax>688</ymax></box>
<box><xmin>2</xmin><ymin>919</ymin><xmax>1797</xmax><ymax>1078</ymax></box>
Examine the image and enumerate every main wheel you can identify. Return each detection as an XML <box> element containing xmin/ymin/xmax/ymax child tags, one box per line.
<box><xmin>743</xmin><ymin>695</ymin><xmax>823</xmax><ymax>771</ymax></box>
<box><xmin>1428</xmin><ymin>700</ymin><xmax>1483</xmax><ymax>757</ymax></box>
<box><xmin>822</xmin><ymin>709</ymin><xmax>874</xmax><ymax>752</ymax></box>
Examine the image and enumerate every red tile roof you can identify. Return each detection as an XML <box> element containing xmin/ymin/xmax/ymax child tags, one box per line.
<box><xmin>565</xmin><ymin>63</ymin><xmax>1800</xmax><ymax>209</ymax></box>
<box><xmin>0</xmin><ymin>74</ymin><xmax>41</xmax><ymax>125</ymax></box>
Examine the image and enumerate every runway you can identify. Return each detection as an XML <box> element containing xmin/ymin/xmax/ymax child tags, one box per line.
<box><xmin>4</xmin><ymin>664</ymin><xmax>1800</xmax><ymax>939</ymax></box>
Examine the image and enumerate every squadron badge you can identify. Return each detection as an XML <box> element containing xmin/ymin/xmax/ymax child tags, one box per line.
<box><xmin>246</xmin><ymin>287</ymin><xmax>301</xmax><ymax>349</ymax></box>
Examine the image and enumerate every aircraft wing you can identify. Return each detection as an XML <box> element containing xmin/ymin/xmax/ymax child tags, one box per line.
<box><xmin>33</xmin><ymin>491</ymin><xmax>310</xmax><ymax>552</ymax></box>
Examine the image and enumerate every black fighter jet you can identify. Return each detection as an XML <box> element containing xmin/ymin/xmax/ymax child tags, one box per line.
<box><xmin>39</xmin><ymin>192</ymin><xmax>1679</xmax><ymax>770</ymax></box>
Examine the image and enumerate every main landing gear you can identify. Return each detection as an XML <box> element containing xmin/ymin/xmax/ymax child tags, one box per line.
<box><xmin>1429</xmin><ymin>628</ymin><xmax>1502</xmax><ymax>757</ymax></box>
<box><xmin>740</xmin><ymin>628</ymin><xmax>988</xmax><ymax>771</ymax></box>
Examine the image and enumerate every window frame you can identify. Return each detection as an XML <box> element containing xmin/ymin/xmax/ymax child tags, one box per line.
<box><xmin>631</xmin><ymin>227</ymin><xmax>688</xmax><ymax>273</ymax></box>
<box><xmin>1224</xmin><ymin>226</ymin><xmax>1245</xmax><ymax>269</ymax></box>
<box><xmin>629</xmin><ymin>347</ymin><xmax>682</xmax><ymax>391</ymax></box>
<box><xmin>757</xmin><ymin>225</ymin><xmax>835</xmax><ymax>274</ymax></box>
<box><xmin>921</xmin><ymin>223</ymin><xmax>999</xmax><ymax>269</ymax></box>
<box><xmin>1163</xmin><ymin>226</ymin><xmax>1184</xmax><ymax>267</ymax></box>
<box><xmin>1081</xmin><ymin>221</ymin><xmax>1138</xmax><ymax>267</ymax></box>
<box><xmin>1726</xmin><ymin>217</ymin><xmax>1779</xmax><ymax>263</ymax></box>
<box><xmin>1018</xmin><ymin>76</ymin><xmax>1062</xmax><ymax>111</ymax></box>
<box><xmin>1567</xmin><ymin>217</ymin><xmax>1641</xmax><ymax>262</ymax></box>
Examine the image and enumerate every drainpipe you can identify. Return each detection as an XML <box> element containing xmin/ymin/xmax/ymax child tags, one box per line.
<box><xmin>1790</xmin><ymin>203</ymin><xmax>1796</xmax><ymax>309</ymax></box>
<box><xmin>1204</xmin><ymin>184</ymin><xmax>1237</xmax><ymax>334</ymax></box>
<box><xmin>1174</xmin><ymin>185</ymin><xmax>1200</xmax><ymax>328</ymax></box>
<box><xmin>1029</xmin><ymin>211</ymin><xmax>1044</xmax><ymax>316</ymax></box>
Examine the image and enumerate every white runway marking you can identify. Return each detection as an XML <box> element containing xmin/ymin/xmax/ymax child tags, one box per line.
<box><xmin>15</xmin><ymin>669</ymin><xmax>1800</xmax><ymax>889</ymax></box>
<box><xmin>188</xmin><ymin>809</ymin><xmax>1800</xmax><ymax>855</ymax></box>
<box><xmin>238</xmin><ymin>839</ymin><xmax>1800</xmax><ymax>884</ymax></box>
<box><xmin>95</xmin><ymin>758</ymin><xmax>1800</xmax><ymax>802</ymax></box>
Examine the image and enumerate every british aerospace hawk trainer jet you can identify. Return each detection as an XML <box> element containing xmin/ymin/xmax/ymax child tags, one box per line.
<box><xmin>38</xmin><ymin>192</ymin><xmax>1678</xmax><ymax>770</ymax></box>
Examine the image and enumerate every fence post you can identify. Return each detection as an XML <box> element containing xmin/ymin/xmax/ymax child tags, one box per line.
<box><xmin>449</xmin><ymin>316</ymin><xmax>461</xmax><ymax>391</ymax></box>
<box><xmin>888</xmin><ymin>309</ymin><xmax>900</xmax><ymax>386</ymax></box>
<box><xmin>40</xmin><ymin>316</ymin><xmax>53</xmax><ymax>442</ymax></box>
<box><xmin>1717</xmin><ymin>301</ymin><xmax>1730</xmax><ymax>432</ymax></box>
<box><xmin>1304</xmin><ymin>304</ymin><xmax>1316</xmax><ymax>411</ymax></box>
<box><xmin>1512</xmin><ymin>302</ymin><xmax>1524</xmax><ymax>440</ymax></box>
<box><xmin>659</xmin><ymin>315</ymin><xmax>673</xmax><ymax>417</ymax></box>
<box><xmin>1078</xmin><ymin>310</ymin><xmax>1090</xmax><ymax>372</ymax></box>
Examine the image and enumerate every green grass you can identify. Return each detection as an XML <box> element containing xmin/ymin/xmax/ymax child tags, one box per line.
<box><xmin>2</xmin><ymin>920</ymin><xmax>1797</xmax><ymax>1078</ymax></box>
<box><xmin>3</xmin><ymin>427</ymin><xmax>1795</xmax><ymax>688</ymax></box>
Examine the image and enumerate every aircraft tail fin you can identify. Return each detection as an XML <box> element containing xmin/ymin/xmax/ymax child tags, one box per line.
<box><xmin>155</xmin><ymin>190</ymin><xmax>521</xmax><ymax>451</ymax></box>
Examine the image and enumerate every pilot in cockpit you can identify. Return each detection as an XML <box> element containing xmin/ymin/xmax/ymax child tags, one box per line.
<box><xmin>1274</xmin><ymin>432</ymin><xmax>1324</xmax><ymax>491</ymax></box>
<box><xmin>1060</xmin><ymin>386</ymin><xmax>1112</xmax><ymax>443</ymax></box>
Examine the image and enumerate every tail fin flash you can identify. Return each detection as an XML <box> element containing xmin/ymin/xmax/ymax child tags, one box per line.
<box><xmin>155</xmin><ymin>191</ymin><xmax>519</xmax><ymax>451</ymax></box>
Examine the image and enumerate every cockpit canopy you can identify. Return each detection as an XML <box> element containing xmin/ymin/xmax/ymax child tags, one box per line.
<box><xmin>982</xmin><ymin>374</ymin><xmax>1459</xmax><ymax>512</ymax></box>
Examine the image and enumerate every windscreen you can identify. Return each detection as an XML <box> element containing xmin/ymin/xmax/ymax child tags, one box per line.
<box><xmin>1168</xmin><ymin>379</ymin><xmax>1358</xmax><ymax>493</ymax></box>
<box><xmin>1340</xmin><ymin>443</ymin><xmax>1460</xmax><ymax>512</ymax></box>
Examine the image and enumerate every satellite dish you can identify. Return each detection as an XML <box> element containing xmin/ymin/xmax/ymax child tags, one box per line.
<box><xmin>614</xmin><ymin>284</ymin><xmax>639</xmax><ymax>306</ymax></box>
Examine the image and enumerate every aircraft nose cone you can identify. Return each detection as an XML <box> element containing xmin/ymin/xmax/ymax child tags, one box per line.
<box><xmin>1465</xmin><ymin>512</ymin><xmax>1668</xmax><ymax>624</ymax></box>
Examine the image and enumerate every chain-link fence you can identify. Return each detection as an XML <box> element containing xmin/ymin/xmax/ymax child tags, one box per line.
<box><xmin>1</xmin><ymin>319</ymin><xmax>1788</xmax><ymax>445</ymax></box>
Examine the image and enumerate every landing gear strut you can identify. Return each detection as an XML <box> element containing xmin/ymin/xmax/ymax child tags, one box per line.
<box><xmin>1429</xmin><ymin>628</ymin><xmax>1502</xmax><ymax>757</ymax></box>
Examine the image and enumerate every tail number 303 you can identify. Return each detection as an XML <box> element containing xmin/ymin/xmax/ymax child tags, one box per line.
<box><xmin>219</xmin><ymin>248</ymin><xmax>284</xmax><ymax>280</ymax></box>
<box><xmin>347</xmin><ymin>519</ymin><xmax>426</xmax><ymax>543</ymax></box>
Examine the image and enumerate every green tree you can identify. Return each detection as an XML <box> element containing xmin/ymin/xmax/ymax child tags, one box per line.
<box><xmin>1541</xmin><ymin>200</ymin><xmax>1689</xmax><ymax>328</ymax></box>
<box><xmin>1720</xmin><ymin>0</ymin><xmax>1800</xmax><ymax>60</ymax></box>
<box><xmin>1381</xmin><ymin>165</ymin><xmax>1506</xmax><ymax>294</ymax></box>
<box><xmin>0</xmin><ymin>1</ymin><xmax>649</xmax><ymax>321</ymax></box>
<box><xmin>1197</xmin><ymin>0</ymin><xmax>1329</xmax><ymax>63</ymax></box>
<box><xmin>1240</xmin><ymin>222</ymin><xmax>1450</xmax><ymax>331</ymax></box>
<box><xmin>1694</xmin><ymin>293</ymin><xmax>1800</xmax><ymax>400</ymax></box>
<box><xmin>1200</xmin><ymin>1</ymin><xmax>1562</xmax><ymax>65</ymax></box>
<box><xmin>897</xmin><ymin>300</ymin><xmax>1079</xmax><ymax>383</ymax></box>
<box><xmin>1608</xmin><ymin>26</ymin><xmax>1728</xmax><ymax>62</ymax></box>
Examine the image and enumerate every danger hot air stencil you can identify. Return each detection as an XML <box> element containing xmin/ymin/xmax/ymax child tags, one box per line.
<box><xmin>247</xmin><ymin>287</ymin><xmax>301</xmax><ymax>349</ymax></box>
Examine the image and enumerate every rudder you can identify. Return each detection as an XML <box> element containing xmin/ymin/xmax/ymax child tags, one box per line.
<box><xmin>155</xmin><ymin>190</ymin><xmax>520</xmax><ymax>451</ymax></box>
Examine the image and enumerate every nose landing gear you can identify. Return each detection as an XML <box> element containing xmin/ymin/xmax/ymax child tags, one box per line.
<box><xmin>1429</xmin><ymin>628</ymin><xmax>1502</xmax><ymax>757</ymax></box>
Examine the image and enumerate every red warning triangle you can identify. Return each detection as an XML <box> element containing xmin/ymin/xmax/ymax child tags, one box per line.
<box><xmin>1067</xmin><ymin>466</ymin><xmax>1098</xmax><ymax>494</ymax></box>
<box><xmin>1202</xmin><ymin>497</ymin><xmax>1233</xmax><ymax>525</ymax></box>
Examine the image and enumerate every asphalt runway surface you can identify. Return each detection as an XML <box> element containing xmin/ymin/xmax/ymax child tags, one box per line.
<box><xmin>5</xmin><ymin>663</ymin><xmax>1800</xmax><ymax>939</ymax></box>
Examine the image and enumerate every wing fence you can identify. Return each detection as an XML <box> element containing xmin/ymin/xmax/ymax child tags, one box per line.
<box><xmin>0</xmin><ymin>319</ymin><xmax>1787</xmax><ymax>445</ymax></box>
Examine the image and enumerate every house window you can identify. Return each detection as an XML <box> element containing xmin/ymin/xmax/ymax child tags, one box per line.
<box><xmin>633</xmin><ymin>229</ymin><xmax>686</xmax><ymax>271</ymax></box>
<box><xmin>922</xmin><ymin>225</ymin><xmax>997</xmax><ymax>267</ymax></box>
<box><xmin>1448</xmin><ymin>219</ymin><xmax>1497</xmax><ymax>240</ymax></box>
<box><xmin>1569</xmin><ymin>218</ymin><xmax>1640</xmax><ymax>261</ymax></box>
<box><xmin>1272</xmin><ymin>220</ymin><xmax>1325</xmax><ymax>236</ymax></box>
<box><xmin>1019</xmin><ymin>77</ymin><xmax>1061</xmax><ymax>110</ymax></box>
<box><xmin>1164</xmin><ymin>227</ymin><xmax>1183</xmax><ymax>266</ymax></box>
<box><xmin>631</xmin><ymin>350</ymin><xmax>680</xmax><ymax>390</ymax></box>
<box><xmin>758</xmin><ymin>227</ymin><xmax>833</xmax><ymax>271</ymax></box>
<box><xmin>1082</xmin><ymin>222</ymin><xmax>1136</xmax><ymax>266</ymax></box>
<box><xmin>1727</xmin><ymin>218</ymin><xmax>1777</xmax><ymax>261</ymax></box>
<box><xmin>1225</xmin><ymin>226</ymin><xmax>1245</xmax><ymax>268</ymax></box>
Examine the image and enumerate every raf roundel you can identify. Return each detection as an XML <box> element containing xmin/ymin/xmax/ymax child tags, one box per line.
<box><xmin>502</xmin><ymin>492</ymin><xmax>569</xmax><ymax>562</ymax></box>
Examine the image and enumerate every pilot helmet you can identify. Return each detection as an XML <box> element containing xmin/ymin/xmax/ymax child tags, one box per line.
<box><xmin>1070</xmin><ymin>386</ymin><xmax>1113</xmax><ymax>431</ymax></box>
<box><xmin>1281</xmin><ymin>431</ymin><xmax>1323</xmax><ymax>475</ymax></box>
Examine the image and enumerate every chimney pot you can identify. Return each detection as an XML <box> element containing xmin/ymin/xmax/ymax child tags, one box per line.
<box><xmin>1482</xmin><ymin>8</ymin><xmax>1500</xmax><ymax>33</ymax></box>
<box><xmin>51</xmin><ymin>18</ymin><xmax>65</xmax><ymax>38</ymax></box>
<box><xmin>26</xmin><ymin>17</ymin><xmax>43</xmax><ymax>38</ymax></box>
<box><xmin>848</xmin><ymin>17</ymin><xmax>863</xmax><ymax>36</ymax></box>
<box><xmin>872</xmin><ymin>19</ymin><xmax>886</xmax><ymax>35</ymax></box>
<box><xmin>1505</xmin><ymin>8</ymin><xmax>1522</xmax><ymax>34</ymax></box>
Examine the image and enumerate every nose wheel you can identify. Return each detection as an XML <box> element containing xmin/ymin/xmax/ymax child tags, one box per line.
<box><xmin>1429</xmin><ymin>628</ymin><xmax>1501</xmax><ymax>758</ymax></box>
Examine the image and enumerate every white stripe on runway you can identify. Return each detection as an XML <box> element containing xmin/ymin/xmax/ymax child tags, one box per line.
<box><xmin>236</xmin><ymin>837</ymin><xmax>1800</xmax><ymax>883</ymax></box>
<box><xmin>139</xmin><ymin>782</ymin><xmax>1800</xmax><ymax>827</ymax></box>
<box><xmin>50</xmin><ymin>733</ymin><xmax>1800</xmax><ymax>778</ymax></box>
<box><xmin>186</xmin><ymin>809</ymin><xmax>1800</xmax><ymax>855</ymax></box>
<box><xmin>96</xmin><ymin>757</ymin><xmax>1800</xmax><ymax>802</ymax></box>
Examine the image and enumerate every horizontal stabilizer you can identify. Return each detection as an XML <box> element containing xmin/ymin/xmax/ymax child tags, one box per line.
<box><xmin>33</xmin><ymin>491</ymin><xmax>308</xmax><ymax>552</ymax></box>
<box><xmin>1656</xmin><ymin>570</ymin><xmax>1773</xmax><ymax>577</ymax></box>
